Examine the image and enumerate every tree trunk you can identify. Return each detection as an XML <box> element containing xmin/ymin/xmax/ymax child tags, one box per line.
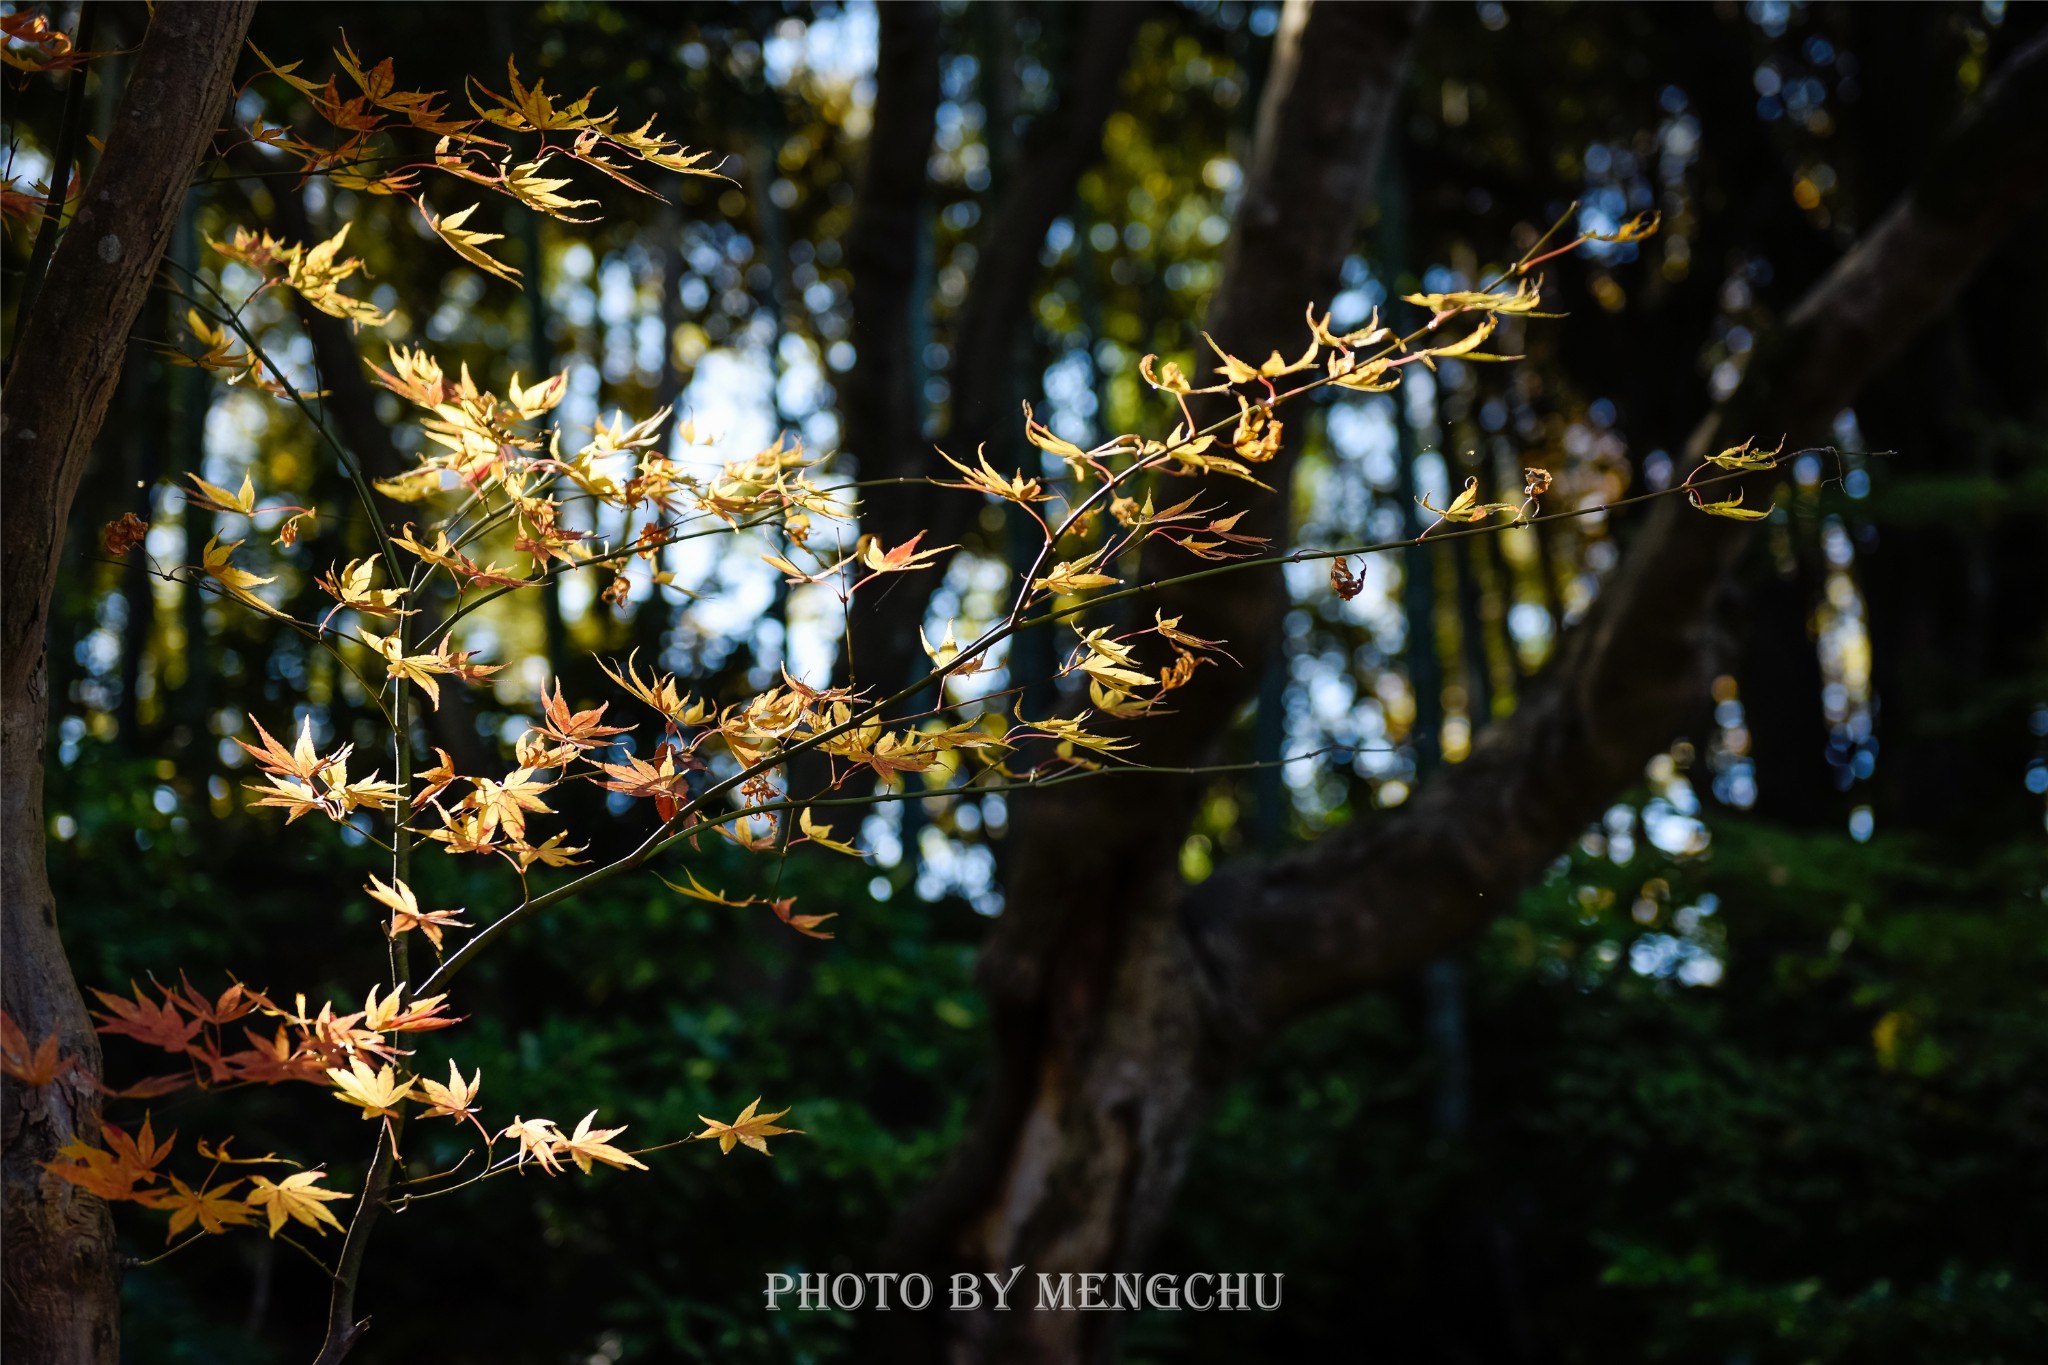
<box><xmin>885</xmin><ymin>21</ymin><xmax>2048</xmax><ymax>1365</ymax></box>
<box><xmin>1</xmin><ymin>7</ymin><xmax>256</xmax><ymax>1363</ymax></box>
<box><xmin>880</xmin><ymin>6</ymin><xmax>1425</xmax><ymax>1363</ymax></box>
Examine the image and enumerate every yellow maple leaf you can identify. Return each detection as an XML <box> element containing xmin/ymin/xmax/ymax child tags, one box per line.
<box><xmin>466</xmin><ymin>769</ymin><xmax>554</xmax><ymax>842</ymax></box>
<box><xmin>937</xmin><ymin>445</ymin><xmax>1047</xmax><ymax>504</ymax></box>
<box><xmin>316</xmin><ymin>557</ymin><xmax>411</xmax><ymax>627</ymax></box>
<box><xmin>553</xmin><ymin>1111</ymin><xmax>649</xmax><ymax>1175</ymax></box>
<box><xmin>371</xmin><ymin>466</ymin><xmax>447</xmax><ymax>502</ymax></box>
<box><xmin>1072</xmin><ymin>626</ymin><xmax>1156</xmax><ymax>692</ymax></box>
<box><xmin>1306</xmin><ymin>302</ymin><xmax>1390</xmax><ymax>350</ymax></box>
<box><xmin>1416</xmin><ymin>314</ymin><xmax>1501</xmax><ymax>365</ymax></box>
<box><xmin>423</xmin><ymin>202</ymin><xmax>521</xmax><ymax>284</ymax></box>
<box><xmin>514</xmin><ymin>831</ymin><xmax>589</xmax><ymax>871</ymax></box>
<box><xmin>797</xmin><ymin>807</ymin><xmax>862</xmax><ymax>858</ymax></box>
<box><xmin>200</xmin><ymin>536</ymin><xmax>286</xmax><ymax>619</ymax></box>
<box><xmin>185</xmin><ymin>471</ymin><xmax>257</xmax><ymax>515</ymax></box>
<box><xmin>1032</xmin><ymin>550</ymin><xmax>1121</xmax><ymax>595</ymax></box>
<box><xmin>692</xmin><ymin>1098</ymin><xmax>801</xmax><ymax>1156</ymax></box>
<box><xmin>472</xmin><ymin>57</ymin><xmax>614</xmax><ymax>133</ymax></box>
<box><xmin>1688</xmin><ymin>488</ymin><xmax>1773</xmax><ymax>520</ymax></box>
<box><xmin>1138</xmin><ymin>353</ymin><xmax>1195</xmax><ymax>395</ymax></box>
<box><xmin>1589</xmin><ymin>209</ymin><xmax>1662</xmax><ymax>244</ymax></box>
<box><xmin>1021</xmin><ymin>401</ymin><xmax>1092</xmax><ymax>467</ymax></box>
<box><xmin>658</xmin><ymin>869</ymin><xmax>751</xmax><ymax>909</ymax></box>
<box><xmin>501</xmin><ymin>158</ymin><xmax>599</xmax><ymax>222</ymax></box>
<box><xmin>1011</xmin><ymin>706</ymin><xmax>1137</xmax><ymax>754</ymax></box>
<box><xmin>1417</xmin><ymin>475</ymin><xmax>1519</xmax><ymax>530</ymax></box>
<box><xmin>285</xmin><ymin>223</ymin><xmax>392</xmax><ymax>327</ymax></box>
<box><xmin>415</xmin><ymin>1060</ymin><xmax>482</xmax><ymax>1123</ymax></box>
<box><xmin>919</xmin><ymin>619</ymin><xmax>984</xmax><ymax>675</ymax></box>
<box><xmin>502</xmin><ymin>1116</ymin><xmax>564</xmax><ymax>1174</ymax></box>
<box><xmin>245</xmin><ymin>1170</ymin><xmax>351</xmax><ymax>1238</ymax></box>
<box><xmin>600</xmin><ymin>650</ymin><xmax>710</xmax><ymax>723</ymax></box>
<box><xmin>1403</xmin><ymin>276</ymin><xmax>1547</xmax><ymax>317</ymax></box>
<box><xmin>1701</xmin><ymin>436</ymin><xmax>1785</xmax><ymax>471</ymax></box>
<box><xmin>359</xmin><ymin>628</ymin><xmax>461</xmax><ymax>709</ymax></box>
<box><xmin>325</xmin><ymin>1057</ymin><xmax>415</xmax><ymax>1120</ymax></box>
<box><xmin>1204</xmin><ymin>332</ymin><xmax>1317</xmax><ymax>384</ymax></box>
<box><xmin>365</xmin><ymin>874</ymin><xmax>469</xmax><ymax>952</ymax></box>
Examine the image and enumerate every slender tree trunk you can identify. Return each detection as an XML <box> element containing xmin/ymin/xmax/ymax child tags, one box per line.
<box><xmin>885</xmin><ymin>21</ymin><xmax>2048</xmax><ymax>1365</ymax></box>
<box><xmin>1</xmin><ymin>7</ymin><xmax>255</xmax><ymax>1363</ymax></box>
<box><xmin>835</xmin><ymin>0</ymin><xmax>941</xmax><ymax>680</ymax></box>
<box><xmin>839</xmin><ymin>3</ymin><xmax>1145</xmax><ymax>701</ymax></box>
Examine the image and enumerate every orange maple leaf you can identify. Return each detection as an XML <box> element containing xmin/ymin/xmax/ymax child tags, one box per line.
<box><xmin>143</xmin><ymin>1176</ymin><xmax>255</xmax><ymax>1240</ymax></box>
<box><xmin>1</xmin><ymin>1011</ymin><xmax>67</xmax><ymax>1086</ymax></box>
<box><xmin>856</xmin><ymin>530</ymin><xmax>956</xmax><ymax>577</ymax></box>
<box><xmin>91</xmin><ymin>985</ymin><xmax>203</xmax><ymax>1053</ymax></box>
<box><xmin>767</xmin><ymin>897</ymin><xmax>837</xmax><ymax>942</ymax></box>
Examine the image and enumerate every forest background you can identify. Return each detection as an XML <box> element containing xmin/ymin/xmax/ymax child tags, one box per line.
<box><xmin>3</xmin><ymin>2</ymin><xmax>2045</xmax><ymax>1363</ymax></box>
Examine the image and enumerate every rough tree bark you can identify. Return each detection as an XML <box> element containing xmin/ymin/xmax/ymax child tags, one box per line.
<box><xmin>1</xmin><ymin>6</ymin><xmax>256</xmax><ymax>1363</ymax></box>
<box><xmin>886</xmin><ymin>18</ymin><xmax>2048</xmax><ymax>1365</ymax></box>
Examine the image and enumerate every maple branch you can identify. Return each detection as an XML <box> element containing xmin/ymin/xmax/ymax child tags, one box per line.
<box><xmin>125</xmin><ymin>1231</ymin><xmax>209</xmax><ymax>1269</ymax></box>
<box><xmin>160</xmin><ymin>265</ymin><xmax>410</xmax><ymax>605</ymax></box>
<box><xmin>177</xmin><ymin>165</ymin><xmax>1580</xmax><ymax>1003</ymax></box>
<box><xmin>312</xmin><ymin>1118</ymin><xmax>404</xmax><ymax>1365</ymax></box>
<box><xmin>162</xmin><ymin>203</ymin><xmax>429</xmax><ymax>1365</ymax></box>
<box><xmin>420</xmin><ymin>473</ymin><xmax>957</xmax><ymax>642</ymax></box>
<box><xmin>1012</xmin><ymin>458</ymin><xmax>1823</xmax><ymax>629</ymax></box>
<box><xmin>158</xmin><ymin>265</ymin><xmax>424</xmax><ymax>992</ymax></box>
<box><xmin>410</xmin><ymin>439</ymin><xmax>1782</xmax><ymax>1004</ymax></box>
<box><xmin>182</xmin><ymin>176</ymin><xmax>1730</xmax><ymax>1032</ymax></box>
<box><xmin>123</xmin><ymin>560</ymin><xmax>399</xmax><ymax>730</ymax></box>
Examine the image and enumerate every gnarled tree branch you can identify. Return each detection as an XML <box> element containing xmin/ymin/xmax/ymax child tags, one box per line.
<box><xmin>1186</xmin><ymin>27</ymin><xmax>2048</xmax><ymax>1037</ymax></box>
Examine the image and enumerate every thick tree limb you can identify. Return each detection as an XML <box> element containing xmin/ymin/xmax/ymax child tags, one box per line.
<box><xmin>1186</xmin><ymin>27</ymin><xmax>2048</xmax><ymax>1036</ymax></box>
<box><xmin>0</xmin><ymin>7</ymin><xmax>257</xmax><ymax>1364</ymax></box>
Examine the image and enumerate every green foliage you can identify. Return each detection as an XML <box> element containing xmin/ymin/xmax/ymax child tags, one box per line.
<box><xmin>1142</xmin><ymin>815</ymin><xmax>2048</xmax><ymax>1365</ymax></box>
